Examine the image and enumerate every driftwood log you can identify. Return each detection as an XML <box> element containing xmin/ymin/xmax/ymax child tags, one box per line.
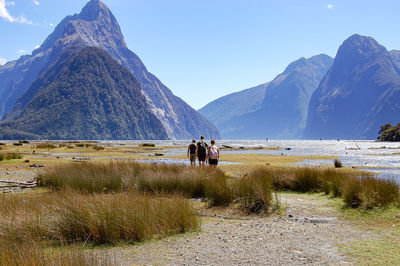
<box><xmin>0</xmin><ymin>178</ymin><xmax>37</xmax><ymax>189</ymax></box>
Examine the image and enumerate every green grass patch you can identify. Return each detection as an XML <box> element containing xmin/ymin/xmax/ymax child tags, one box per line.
<box><xmin>340</xmin><ymin>238</ymin><xmax>400</xmax><ymax>265</ymax></box>
<box><xmin>0</xmin><ymin>152</ymin><xmax>23</xmax><ymax>161</ymax></box>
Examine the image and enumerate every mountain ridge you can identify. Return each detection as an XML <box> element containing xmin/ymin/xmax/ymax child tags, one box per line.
<box><xmin>0</xmin><ymin>46</ymin><xmax>168</xmax><ymax>140</ymax></box>
<box><xmin>200</xmin><ymin>54</ymin><xmax>333</xmax><ymax>139</ymax></box>
<box><xmin>304</xmin><ymin>34</ymin><xmax>400</xmax><ymax>139</ymax></box>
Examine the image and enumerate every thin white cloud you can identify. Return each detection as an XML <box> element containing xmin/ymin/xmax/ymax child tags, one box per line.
<box><xmin>0</xmin><ymin>57</ymin><xmax>7</xmax><ymax>65</ymax></box>
<box><xmin>0</xmin><ymin>0</ymin><xmax>14</xmax><ymax>22</ymax></box>
<box><xmin>327</xmin><ymin>4</ymin><xmax>334</xmax><ymax>9</ymax></box>
<box><xmin>49</xmin><ymin>23</ymin><xmax>54</xmax><ymax>27</ymax></box>
<box><xmin>6</xmin><ymin>1</ymin><xmax>14</xmax><ymax>6</ymax></box>
<box><xmin>16</xmin><ymin>15</ymin><xmax>32</xmax><ymax>24</ymax></box>
<box><xmin>17</xmin><ymin>49</ymin><xmax>27</xmax><ymax>54</ymax></box>
<box><xmin>32</xmin><ymin>0</ymin><xmax>39</xmax><ymax>6</ymax></box>
<box><xmin>0</xmin><ymin>0</ymin><xmax>32</xmax><ymax>24</ymax></box>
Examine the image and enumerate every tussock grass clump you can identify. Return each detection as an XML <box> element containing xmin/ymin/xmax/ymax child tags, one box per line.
<box><xmin>342</xmin><ymin>177</ymin><xmax>400</xmax><ymax>209</ymax></box>
<box><xmin>294</xmin><ymin>167</ymin><xmax>320</xmax><ymax>192</ymax></box>
<box><xmin>0</xmin><ymin>191</ymin><xmax>199</xmax><ymax>247</ymax></box>
<box><xmin>35</xmin><ymin>143</ymin><xmax>57</xmax><ymax>149</ymax></box>
<box><xmin>136</xmin><ymin>166</ymin><xmax>209</xmax><ymax>198</ymax></box>
<box><xmin>249</xmin><ymin>166</ymin><xmax>400</xmax><ymax>209</ymax></box>
<box><xmin>235</xmin><ymin>169</ymin><xmax>273</xmax><ymax>214</ymax></box>
<box><xmin>204</xmin><ymin>172</ymin><xmax>233</xmax><ymax>206</ymax></box>
<box><xmin>52</xmin><ymin>193</ymin><xmax>199</xmax><ymax>244</ymax></box>
<box><xmin>39</xmin><ymin>163</ymin><xmax>125</xmax><ymax>193</ymax></box>
<box><xmin>39</xmin><ymin>162</ymin><xmax>275</xmax><ymax>212</ymax></box>
<box><xmin>93</xmin><ymin>145</ymin><xmax>105</xmax><ymax>151</ymax></box>
<box><xmin>75</xmin><ymin>143</ymin><xmax>95</xmax><ymax>148</ymax></box>
<box><xmin>0</xmin><ymin>231</ymin><xmax>111</xmax><ymax>265</ymax></box>
<box><xmin>0</xmin><ymin>152</ymin><xmax>23</xmax><ymax>161</ymax></box>
<box><xmin>40</xmin><ymin>162</ymin><xmax>210</xmax><ymax>196</ymax></box>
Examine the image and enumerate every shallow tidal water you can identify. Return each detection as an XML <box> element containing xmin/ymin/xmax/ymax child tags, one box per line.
<box><xmin>97</xmin><ymin>139</ymin><xmax>400</xmax><ymax>180</ymax></box>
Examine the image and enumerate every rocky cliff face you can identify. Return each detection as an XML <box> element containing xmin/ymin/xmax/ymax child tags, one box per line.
<box><xmin>200</xmin><ymin>55</ymin><xmax>333</xmax><ymax>139</ymax></box>
<box><xmin>304</xmin><ymin>34</ymin><xmax>400</xmax><ymax>139</ymax></box>
<box><xmin>0</xmin><ymin>0</ymin><xmax>219</xmax><ymax>139</ymax></box>
<box><xmin>0</xmin><ymin>47</ymin><xmax>168</xmax><ymax>140</ymax></box>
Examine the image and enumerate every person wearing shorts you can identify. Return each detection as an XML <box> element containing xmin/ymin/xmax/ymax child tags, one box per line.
<box><xmin>208</xmin><ymin>139</ymin><xmax>220</xmax><ymax>168</ymax></box>
<box><xmin>197</xmin><ymin>136</ymin><xmax>208</xmax><ymax>166</ymax></box>
<box><xmin>187</xmin><ymin>139</ymin><xmax>197</xmax><ymax>166</ymax></box>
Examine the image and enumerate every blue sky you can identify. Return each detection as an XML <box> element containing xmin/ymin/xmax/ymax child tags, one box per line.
<box><xmin>1</xmin><ymin>0</ymin><xmax>399</xmax><ymax>109</ymax></box>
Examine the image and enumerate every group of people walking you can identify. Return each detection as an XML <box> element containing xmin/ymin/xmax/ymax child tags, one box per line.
<box><xmin>187</xmin><ymin>136</ymin><xmax>220</xmax><ymax>167</ymax></box>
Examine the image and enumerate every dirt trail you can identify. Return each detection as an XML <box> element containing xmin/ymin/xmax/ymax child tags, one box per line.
<box><xmin>114</xmin><ymin>194</ymin><xmax>372</xmax><ymax>265</ymax></box>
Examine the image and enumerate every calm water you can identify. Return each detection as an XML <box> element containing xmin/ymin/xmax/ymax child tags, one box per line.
<box><xmin>97</xmin><ymin>139</ymin><xmax>400</xmax><ymax>179</ymax></box>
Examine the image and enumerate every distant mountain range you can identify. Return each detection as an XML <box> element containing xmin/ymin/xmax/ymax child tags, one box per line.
<box><xmin>200</xmin><ymin>34</ymin><xmax>400</xmax><ymax>140</ymax></box>
<box><xmin>0</xmin><ymin>1</ymin><xmax>398</xmax><ymax>140</ymax></box>
<box><xmin>199</xmin><ymin>55</ymin><xmax>333</xmax><ymax>139</ymax></box>
<box><xmin>0</xmin><ymin>0</ymin><xmax>219</xmax><ymax>140</ymax></box>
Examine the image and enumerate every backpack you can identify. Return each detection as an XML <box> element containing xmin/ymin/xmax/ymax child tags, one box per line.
<box><xmin>209</xmin><ymin>145</ymin><xmax>218</xmax><ymax>159</ymax></box>
<box><xmin>198</xmin><ymin>141</ymin><xmax>207</xmax><ymax>154</ymax></box>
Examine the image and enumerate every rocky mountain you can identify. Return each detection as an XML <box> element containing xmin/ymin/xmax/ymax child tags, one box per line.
<box><xmin>200</xmin><ymin>55</ymin><xmax>333</xmax><ymax>139</ymax></box>
<box><xmin>0</xmin><ymin>47</ymin><xmax>168</xmax><ymax>140</ymax></box>
<box><xmin>198</xmin><ymin>82</ymin><xmax>269</xmax><ymax>128</ymax></box>
<box><xmin>304</xmin><ymin>34</ymin><xmax>400</xmax><ymax>139</ymax></box>
<box><xmin>0</xmin><ymin>0</ymin><xmax>219</xmax><ymax>139</ymax></box>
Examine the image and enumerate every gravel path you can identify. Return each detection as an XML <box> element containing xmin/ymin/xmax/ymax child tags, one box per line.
<box><xmin>0</xmin><ymin>168</ymin><xmax>38</xmax><ymax>193</ymax></box>
<box><xmin>114</xmin><ymin>194</ymin><xmax>371</xmax><ymax>265</ymax></box>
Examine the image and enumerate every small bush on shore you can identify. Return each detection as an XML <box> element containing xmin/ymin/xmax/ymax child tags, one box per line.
<box><xmin>334</xmin><ymin>159</ymin><xmax>343</xmax><ymax>168</ymax></box>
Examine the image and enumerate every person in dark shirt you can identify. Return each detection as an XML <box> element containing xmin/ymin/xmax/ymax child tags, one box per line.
<box><xmin>187</xmin><ymin>139</ymin><xmax>197</xmax><ymax>166</ymax></box>
<box><xmin>197</xmin><ymin>136</ymin><xmax>208</xmax><ymax>166</ymax></box>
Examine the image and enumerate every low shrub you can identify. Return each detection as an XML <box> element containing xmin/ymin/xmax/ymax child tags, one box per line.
<box><xmin>140</xmin><ymin>143</ymin><xmax>155</xmax><ymax>147</ymax></box>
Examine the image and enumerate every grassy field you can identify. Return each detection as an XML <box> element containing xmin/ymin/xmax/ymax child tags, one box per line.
<box><xmin>1</xmin><ymin>141</ymin><xmax>400</xmax><ymax>264</ymax></box>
